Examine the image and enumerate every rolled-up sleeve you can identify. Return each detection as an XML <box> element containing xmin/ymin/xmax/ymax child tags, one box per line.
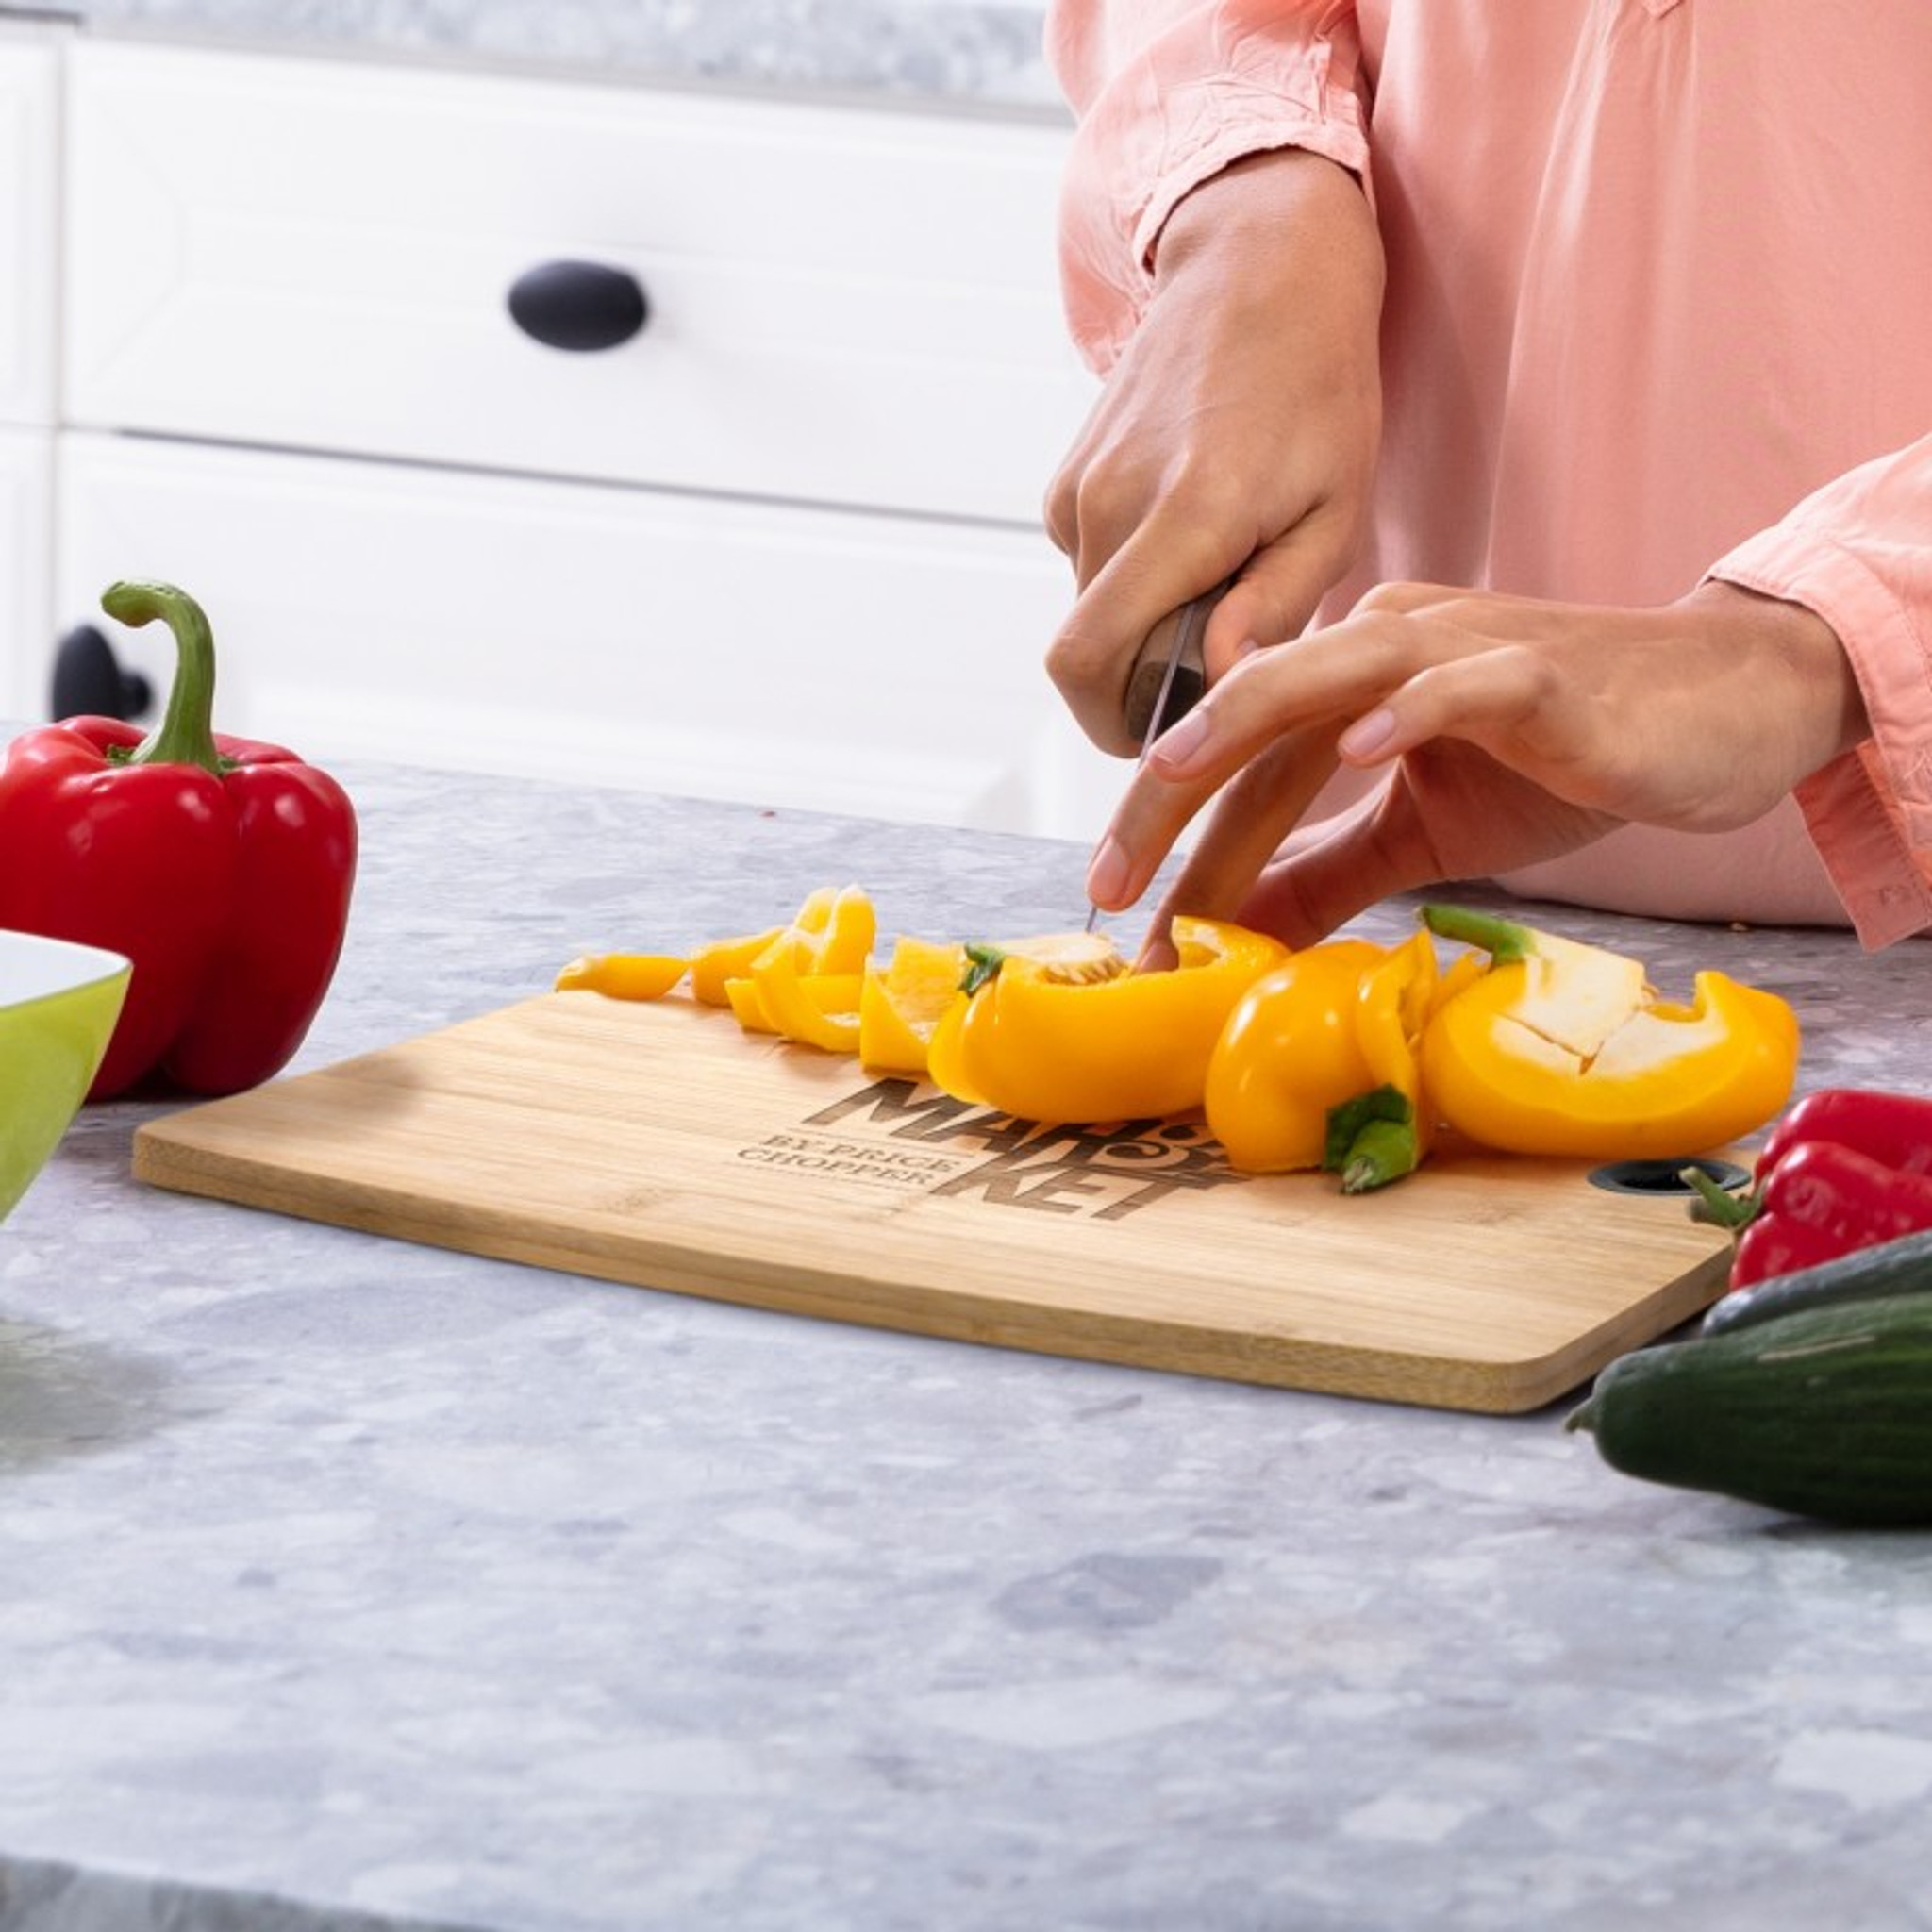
<box><xmin>1046</xmin><ymin>0</ymin><xmax>1371</xmax><ymax>372</ymax></box>
<box><xmin>1709</xmin><ymin>434</ymin><xmax>1932</xmax><ymax>947</ymax></box>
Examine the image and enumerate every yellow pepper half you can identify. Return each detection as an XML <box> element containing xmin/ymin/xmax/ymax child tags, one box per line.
<box><xmin>1418</xmin><ymin>903</ymin><xmax>1800</xmax><ymax>1159</ymax></box>
<box><xmin>1204</xmin><ymin>930</ymin><xmax>1444</xmax><ymax>1191</ymax></box>
<box><xmin>925</xmin><ymin>916</ymin><xmax>1288</xmax><ymax>1124</ymax></box>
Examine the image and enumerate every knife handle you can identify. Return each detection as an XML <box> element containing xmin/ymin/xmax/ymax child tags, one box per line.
<box><xmin>1123</xmin><ymin>586</ymin><xmax>1223</xmax><ymax>745</ymax></box>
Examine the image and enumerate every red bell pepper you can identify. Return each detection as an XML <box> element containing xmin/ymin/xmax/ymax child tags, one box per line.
<box><xmin>1755</xmin><ymin>1085</ymin><xmax>1932</xmax><ymax>1179</ymax></box>
<box><xmin>0</xmin><ymin>579</ymin><xmax>357</xmax><ymax>1100</ymax></box>
<box><xmin>1690</xmin><ymin>1086</ymin><xmax>1932</xmax><ymax>1290</ymax></box>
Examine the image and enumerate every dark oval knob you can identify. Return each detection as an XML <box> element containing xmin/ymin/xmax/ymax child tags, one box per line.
<box><xmin>51</xmin><ymin>624</ymin><xmax>153</xmax><ymax>723</ymax></box>
<box><xmin>507</xmin><ymin>259</ymin><xmax>649</xmax><ymax>352</ymax></box>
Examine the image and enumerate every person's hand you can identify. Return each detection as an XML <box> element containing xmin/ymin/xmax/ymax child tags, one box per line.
<box><xmin>1042</xmin><ymin>147</ymin><xmax>1385</xmax><ymax>756</ymax></box>
<box><xmin>1085</xmin><ymin>579</ymin><xmax>1869</xmax><ymax>948</ymax></box>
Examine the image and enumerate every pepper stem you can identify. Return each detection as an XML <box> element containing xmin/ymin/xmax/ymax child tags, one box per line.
<box><xmin>959</xmin><ymin>942</ymin><xmax>1008</xmax><ymax>996</ymax></box>
<box><xmin>1419</xmin><ymin>903</ymin><xmax>1537</xmax><ymax>964</ymax></box>
<box><xmin>99</xmin><ymin>579</ymin><xmax>230</xmax><ymax>775</ymax></box>
<box><xmin>1679</xmin><ymin>1162</ymin><xmax>1758</xmax><ymax>1232</ymax></box>
<box><xmin>1324</xmin><ymin>1085</ymin><xmax>1420</xmax><ymax>1193</ymax></box>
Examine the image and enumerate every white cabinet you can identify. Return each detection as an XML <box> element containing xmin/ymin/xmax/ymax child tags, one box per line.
<box><xmin>57</xmin><ymin>431</ymin><xmax>1092</xmax><ymax>830</ymax></box>
<box><xmin>0</xmin><ymin>26</ymin><xmax>58</xmax><ymax>428</ymax></box>
<box><xmin>0</xmin><ymin>25</ymin><xmax>59</xmax><ymax>714</ymax></box>
<box><xmin>1</xmin><ymin>427</ymin><xmax>54</xmax><ymax>718</ymax></box>
<box><xmin>46</xmin><ymin>38</ymin><xmax>1121</xmax><ymax>837</ymax></box>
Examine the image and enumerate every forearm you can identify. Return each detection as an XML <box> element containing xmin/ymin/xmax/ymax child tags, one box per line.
<box><xmin>1049</xmin><ymin>0</ymin><xmax>1372</xmax><ymax>372</ymax></box>
<box><xmin>1707</xmin><ymin>432</ymin><xmax>1932</xmax><ymax>944</ymax></box>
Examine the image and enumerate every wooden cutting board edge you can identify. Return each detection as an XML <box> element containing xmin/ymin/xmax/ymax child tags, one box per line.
<box><xmin>131</xmin><ymin>1110</ymin><xmax>1734</xmax><ymax>1416</ymax></box>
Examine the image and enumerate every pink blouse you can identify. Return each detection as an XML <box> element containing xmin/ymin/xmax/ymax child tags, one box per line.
<box><xmin>1046</xmin><ymin>0</ymin><xmax>1932</xmax><ymax>945</ymax></box>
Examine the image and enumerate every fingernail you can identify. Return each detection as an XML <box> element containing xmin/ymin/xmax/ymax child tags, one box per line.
<box><xmin>1339</xmin><ymin>707</ymin><xmax>1396</xmax><ymax>760</ymax></box>
<box><xmin>1231</xmin><ymin>636</ymin><xmax>1261</xmax><ymax>662</ymax></box>
<box><xmin>1086</xmin><ymin>834</ymin><xmax>1131</xmax><ymax>907</ymax></box>
<box><xmin>1151</xmin><ymin>705</ymin><xmax>1212</xmax><ymax>770</ymax></box>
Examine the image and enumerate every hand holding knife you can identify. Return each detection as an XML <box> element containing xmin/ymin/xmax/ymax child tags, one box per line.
<box><xmin>1085</xmin><ymin>581</ymin><xmax>1229</xmax><ymax>931</ymax></box>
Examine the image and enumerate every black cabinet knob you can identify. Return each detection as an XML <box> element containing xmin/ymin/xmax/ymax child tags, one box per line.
<box><xmin>52</xmin><ymin>624</ymin><xmax>153</xmax><ymax>723</ymax></box>
<box><xmin>508</xmin><ymin>260</ymin><xmax>649</xmax><ymax>352</ymax></box>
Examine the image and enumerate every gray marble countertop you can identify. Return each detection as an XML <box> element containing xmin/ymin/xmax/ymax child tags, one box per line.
<box><xmin>0</xmin><ymin>0</ymin><xmax>1065</xmax><ymax>116</ymax></box>
<box><xmin>4</xmin><ymin>747</ymin><xmax>1932</xmax><ymax>1931</ymax></box>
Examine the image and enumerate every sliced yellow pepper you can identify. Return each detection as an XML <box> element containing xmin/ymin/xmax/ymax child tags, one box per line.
<box><xmin>1203</xmin><ymin>932</ymin><xmax>1444</xmax><ymax>1190</ymax></box>
<box><xmin>928</xmin><ymin>916</ymin><xmax>1288</xmax><ymax>1124</ymax></box>
<box><xmin>691</xmin><ymin>885</ymin><xmax>875</xmax><ymax>1011</ymax></box>
<box><xmin>724</xmin><ymin>974</ymin><xmax>780</xmax><ymax>1035</ymax></box>
<box><xmin>1204</xmin><ymin>941</ymin><xmax>1386</xmax><ymax>1174</ymax></box>
<box><xmin>1418</xmin><ymin>903</ymin><xmax>1800</xmax><ymax>1159</ymax></box>
<box><xmin>718</xmin><ymin>884</ymin><xmax>878</xmax><ymax>1038</ymax></box>
<box><xmin>725</xmin><ymin>964</ymin><xmax>865</xmax><ymax>1046</ymax></box>
<box><xmin>691</xmin><ymin>928</ymin><xmax>784</xmax><ymax>1007</ymax></box>
<box><xmin>858</xmin><ymin>936</ymin><xmax>970</xmax><ymax>1075</ymax></box>
<box><xmin>774</xmin><ymin>883</ymin><xmax>874</xmax><ymax>978</ymax></box>
<box><xmin>554</xmin><ymin>952</ymin><xmax>690</xmax><ymax>1000</ymax></box>
<box><xmin>751</xmin><ymin>948</ymin><xmax>865</xmax><ymax>1053</ymax></box>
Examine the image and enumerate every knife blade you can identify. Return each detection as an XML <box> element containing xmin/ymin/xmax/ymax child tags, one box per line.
<box><xmin>1086</xmin><ymin>582</ymin><xmax>1227</xmax><ymax>932</ymax></box>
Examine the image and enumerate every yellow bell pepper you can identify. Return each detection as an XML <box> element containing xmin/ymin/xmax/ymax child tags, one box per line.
<box><xmin>553</xmin><ymin>952</ymin><xmax>689</xmax><ymax>1000</ymax></box>
<box><xmin>926</xmin><ymin>916</ymin><xmax>1289</xmax><ymax>1124</ymax></box>
<box><xmin>1204</xmin><ymin>930</ymin><xmax>1444</xmax><ymax>1191</ymax></box>
<box><xmin>1418</xmin><ymin>903</ymin><xmax>1800</xmax><ymax>1159</ymax></box>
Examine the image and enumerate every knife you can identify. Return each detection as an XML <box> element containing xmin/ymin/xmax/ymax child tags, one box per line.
<box><xmin>1086</xmin><ymin>582</ymin><xmax>1227</xmax><ymax>932</ymax></box>
<box><xmin>1122</xmin><ymin>584</ymin><xmax>1221</xmax><ymax>745</ymax></box>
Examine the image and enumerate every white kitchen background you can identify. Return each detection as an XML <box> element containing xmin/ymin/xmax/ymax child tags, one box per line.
<box><xmin>0</xmin><ymin>4</ymin><xmax>1131</xmax><ymax>840</ymax></box>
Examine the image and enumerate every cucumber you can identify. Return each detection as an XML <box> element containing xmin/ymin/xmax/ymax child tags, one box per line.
<box><xmin>1567</xmin><ymin>1294</ymin><xmax>1932</xmax><ymax>1525</ymax></box>
<box><xmin>1702</xmin><ymin>1224</ymin><xmax>1932</xmax><ymax>1339</ymax></box>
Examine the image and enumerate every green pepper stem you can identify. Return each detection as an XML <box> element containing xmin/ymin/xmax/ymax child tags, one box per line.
<box><xmin>1339</xmin><ymin>1119</ymin><xmax>1421</xmax><ymax>1194</ymax></box>
<box><xmin>1563</xmin><ymin>1397</ymin><xmax>1598</xmax><ymax>1435</ymax></box>
<box><xmin>99</xmin><ymin>579</ymin><xmax>229</xmax><ymax>774</ymax></box>
<box><xmin>1419</xmin><ymin>903</ymin><xmax>1536</xmax><ymax>963</ymax></box>
<box><xmin>1680</xmin><ymin>1163</ymin><xmax>1758</xmax><ymax>1232</ymax></box>
<box><xmin>959</xmin><ymin>942</ymin><xmax>1008</xmax><ymax>996</ymax></box>
<box><xmin>1324</xmin><ymin>1085</ymin><xmax>1421</xmax><ymax>1193</ymax></box>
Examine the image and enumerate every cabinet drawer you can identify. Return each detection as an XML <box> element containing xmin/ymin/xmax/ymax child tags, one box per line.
<box><xmin>55</xmin><ymin>433</ymin><xmax>1119</xmax><ymax>836</ymax></box>
<box><xmin>0</xmin><ymin>426</ymin><xmax>54</xmax><ymax>716</ymax></box>
<box><xmin>0</xmin><ymin>28</ymin><xmax>58</xmax><ymax>427</ymax></box>
<box><xmin>64</xmin><ymin>42</ymin><xmax>1096</xmax><ymax>525</ymax></box>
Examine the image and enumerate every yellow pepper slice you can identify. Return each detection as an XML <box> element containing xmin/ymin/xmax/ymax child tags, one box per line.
<box><xmin>1419</xmin><ymin>903</ymin><xmax>1800</xmax><ymax>1158</ymax></box>
<box><xmin>554</xmin><ymin>953</ymin><xmax>690</xmax><ymax>1000</ymax></box>
<box><xmin>751</xmin><ymin>946</ymin><xmax>865</xmax><ymax>1054</ymax></box>
<box><xmin>691</xmin><ymin>885</ymin><xmax>875</xmax><ymax>1010</ymax></box>
<box><xmin>1204</xmin><ymin>939</ymin><xmax>1392</xmax><ymax>1178</ymax></box>
<box><xmin>763</xmin><ymin>883</ymin><xmax>874</xmax><ymax>978</ymax></box>
<box><xmin>691</xmin><ymin>928</ymin><xmax>784</xmax><ymax>1007</ymax></box>
<box><xmin>930</xmin><ymin>916</ymin><xmax>1288</xmax><ymax>1124</ymax></box>
<box><xmin>724</xmin><ymin>975</ymin><xmax>780</xmax><ymax>1035</ymax></box>
<box><xmin>858</xmin><ymin>936</ymin><xmax>970</xmax><ymax>1075</ymax></box>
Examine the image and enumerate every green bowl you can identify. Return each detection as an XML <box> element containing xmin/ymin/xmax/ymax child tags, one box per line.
<box><xmin>0</xmin><ymin>928</ymin><xmax>132</xmax><ymax>1222</ymax></box>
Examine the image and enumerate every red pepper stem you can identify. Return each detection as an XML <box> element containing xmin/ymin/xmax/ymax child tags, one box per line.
<box><xmin>1418</xmin><ymin>903</ymin><xmax>1535</xmax><ymax>964</ymax></box>
<box><xmin>99</xmin><ymin>579</ymin><xmax>230</xmax><ymax>775</ymax></box>
<box><xmin>1680</xmin><ymin>1163</ymin><xmax>1758</xmax><ymax>1231</ymax></box>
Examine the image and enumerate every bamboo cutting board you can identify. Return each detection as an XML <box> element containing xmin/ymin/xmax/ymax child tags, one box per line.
<box><xmin>131</xmin><ymin>991</ymin><xmax>1737</xmax><ymax>1413</ymax></box>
